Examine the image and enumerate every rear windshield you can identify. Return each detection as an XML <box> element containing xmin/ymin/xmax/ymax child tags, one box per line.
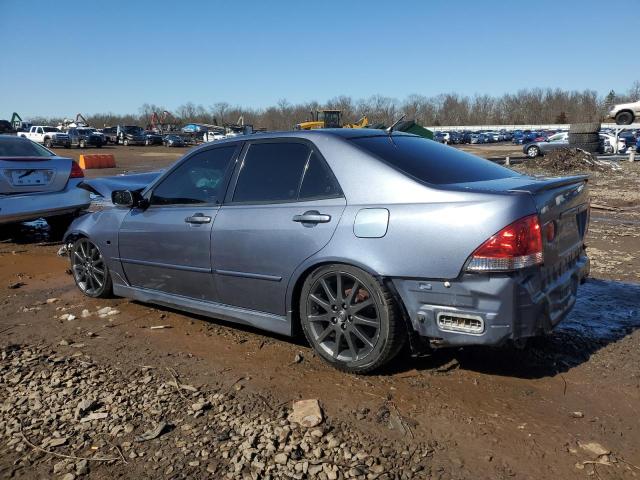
<box><xmin>0</xmin><ymin>138</ymin><xmax>54</xmax><ymax>157</ymax></box>
<box><xmin>350</xmin><ymin>135</ymin><xmax>517</xmax><ymax>185</ymax></box>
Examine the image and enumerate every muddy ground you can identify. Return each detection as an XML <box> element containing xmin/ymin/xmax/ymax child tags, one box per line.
<box><xmin>1</xmin><ymin>144</ymin><xmax>639</xmax><ymax>479</ymax></box>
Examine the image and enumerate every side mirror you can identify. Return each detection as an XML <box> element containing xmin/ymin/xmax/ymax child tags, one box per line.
<box><xmin>112</xmin><ymin>190</ymin><xmax>135</xmax><ymax>207</ymax></box>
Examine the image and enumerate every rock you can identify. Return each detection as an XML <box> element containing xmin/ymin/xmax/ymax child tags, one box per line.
<box><xmin>135</xmin><ymin>421</ymin><xmax>169</xmax><ymax>442</ymax></box>
<box><xmin>81</xmin><ymin>309</ymin><xmax>91</xmax><ymax>318</ymax></box>
<box><xmin>59</xmin><ymin>339</ymin><xmax>70</xmax><ymax>346</ymax></box>
<box><xmin>274</xmin><ymin>453</ymin><xmax>289</xmax><ymax>465</ymax></box>
<box><xmin>308</xmin><ymin>464</ymin><xmax>323</xmax><ymax>476</ymax></box>
<box><xmin>48</xmin><ymin>437</ymin><xmax>68</xmax><ymax>447</ymax></box>
<box><xmin>53</xmin><ymin>460</ymin><xmax>67</xmax><ymax>474</ymax></box>
<box><xmin>206</xmin><ymin>463</ymin><xmax>217</xmax><ymax>474</ymax></box>
<box><xmin>75</xmin><ymin>398</ymin><xmax>97</xmax><ymax>419</ymax></box>
<box><xmin>97</xmin><ymin>307</ymin><xmax>112</xmax><ymax>315</ymax></box>
<box><xmin>80</xmin><ymin>412</ymin><xmax>108</xmax><ymax>423</ymax></box>
<box><xmin>46</xmin><ymin>298</ymin><xmax>58</xmax><ymax>304</ymax></box>
<box><xmin>578</xmin><ymin>441</ymin><xmax>610</xmax><ymax>457</ymax></box>
<box><xmin>191</xmin><ymin>401</ymin><xmax>211</xmax><ymax>412</ymax></box>
<box><xmin>61</xmin><ymin>474</ymin><xmax>76</xmax><ymax>480</ymax></box>
<box><xmin>75</xmin><ymin>459</ymin><xmax>88</xmax><ymax>475</ymax></box>
<box><xmin>289</xmin><ymin>399</ymin><xmax>323</xmax><ymax>428</ymax></box>
<box><xmin>293</xmin><ymin>353</ymin><xmax>303</xmax><ymax>364</ymax></box>
<box><xmin>570</xmin><ymin>411</ymin><xmax>584</xmax><ymax>418</ymax></box>
<box><xmin>8</xmin><ymin>281</ymin><xmax>25</xmax><ymax>289</ymax></box>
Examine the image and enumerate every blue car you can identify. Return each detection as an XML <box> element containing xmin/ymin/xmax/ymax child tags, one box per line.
<box><xmin>64</xmin><ymin>129</ymin><xmax>590</xmax><ymax>373</ymax></box>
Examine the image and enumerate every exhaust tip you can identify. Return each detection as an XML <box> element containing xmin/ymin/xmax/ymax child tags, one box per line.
<box><xmin>437</xmin><ymin>313</ymin><xmax>484</xmax><ymax>335</ymax></box>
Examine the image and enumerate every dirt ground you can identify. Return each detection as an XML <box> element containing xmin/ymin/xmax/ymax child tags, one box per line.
<box><xmin>1</xmin><ymin>144</ymin><xmax>639</xmax><ymax>479</ymax></box>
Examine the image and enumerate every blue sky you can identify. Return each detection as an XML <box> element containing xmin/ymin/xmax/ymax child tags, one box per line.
<box><xmin>2</xmin><ymin>0</ymin><xmax>638</xmax><ymax>117</ymax></box>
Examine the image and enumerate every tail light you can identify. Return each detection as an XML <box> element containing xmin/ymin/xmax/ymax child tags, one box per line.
<box><xmin>69</xmin><ymin>160</ymin><xmax>84</xmax><ymax>178</ymax></box>
<box><xmin>466</xmin><ymin>214</ymin><xmax>543</xmax><ymax>272</ymax></box>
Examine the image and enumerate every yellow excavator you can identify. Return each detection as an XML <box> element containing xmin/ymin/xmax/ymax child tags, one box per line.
<box><xmin>295</xmin><ymin>110</ymin><xmax>368</xmax><ymax>130</ymax></box>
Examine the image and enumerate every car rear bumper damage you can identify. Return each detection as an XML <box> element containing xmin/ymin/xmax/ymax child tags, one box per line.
<box><xmin>392</xmin><ymin>250</ymin><xmax>590</xmax><ymax>347</ymax></box>
<box><xmin>0</xmin><ymin>183</ymin><xmax>90</xmax><ymax>224</ymax></box>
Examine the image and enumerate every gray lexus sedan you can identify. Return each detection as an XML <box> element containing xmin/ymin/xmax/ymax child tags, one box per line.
<box><xmin>65</xmin><ymin>129</ymin><xmax>590</xmax><ymax>373</ymax></box>
<box><xmin>0</xmin><ymin>135</ymin><xmax>90</xmax><ymax>234</ymax></box>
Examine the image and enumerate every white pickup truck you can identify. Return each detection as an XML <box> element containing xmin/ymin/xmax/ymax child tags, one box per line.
<box><xmin>19</xmin><ymin>126</ymin><xmax>70</xmax><ymax>148</ymax></box>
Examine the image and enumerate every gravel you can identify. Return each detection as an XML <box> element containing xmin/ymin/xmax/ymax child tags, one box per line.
<box><xmin>0</xmin><ymin>343</ymin><xmax>434</xmax><ymax>478</ymax></box>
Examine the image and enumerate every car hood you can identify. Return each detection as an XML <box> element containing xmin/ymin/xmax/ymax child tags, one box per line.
<box><xmin>77</xmin><ymin>171</ymin><xmax>162</xmax><ymax>198</ymax></box>
<box><xmin>612</xmin><ymin>101</ymin><xmax>639</xmax><ymax>110</ymax></box>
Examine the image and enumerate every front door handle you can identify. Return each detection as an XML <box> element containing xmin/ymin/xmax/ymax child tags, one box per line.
<box><xmin>292</xmin><ymin>210</ymin><xmax>331</xmax><ymax>224</ymax></box>
<box><xmin>185</xmin><ymin>213</ymin><xmax>212</xmax><ymax>224</ymax></box>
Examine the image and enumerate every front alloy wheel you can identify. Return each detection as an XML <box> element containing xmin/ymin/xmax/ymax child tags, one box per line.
<box><xmin>300</xmin><ymin>264</ymin><xmax>405</xmax><ymax>373</ymax></box>
<box><xmin>71</xmin><ymin>238</ymin><xmax>112</xmax><ymax>298</ymax></box>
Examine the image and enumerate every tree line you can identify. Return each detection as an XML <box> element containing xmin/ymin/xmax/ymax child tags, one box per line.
<box><xmin>29</xmin><ymin>81</ymin><xmax>640</xmax><ymax>130</ymax></box>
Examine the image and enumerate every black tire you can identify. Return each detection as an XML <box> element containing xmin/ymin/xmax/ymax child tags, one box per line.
<box><xmin>615</xmin><ymin>111</ymin><xmax>634</xmax><ymax>126</ymax></box>
<box><xmin>299</xmin><ymin>264</ymin><xmax>406</xmax><ymax>373</ymax></box>
<box><xmin>568</xmin><ymin>133</ymin><xmax>599</xmax><ymax>143</ymax></box>
<box><xmin>46</xmin><ymin>214</ymin><xmax>76</xmax><ymax>240</ymax></box>
<box><xmin>526</xmin><ymin>145</ymin><xmax>540</xmax><ymax>158</ymax></box>
<box><xmin>70</xmin><ymin>238</ymin><xmax>113</xmax><ymax>298</ymax></box>
<box><xmin>569</xmin><ymin>122</ymin><xmax>601</xmax><ymax>134</ymax></box>
<box><xmin>64</xmin><ymin>143</ymin><xmax>71</xmax><ymax>149</ymax></box>
<box><xmin>44</xmin><ymin>138</ymin><xmax>52</xmax><ymax>148</ymax></box>
<box><xmin>569</xmin><ymin>141</ymin><xmax>600</xmax><ymax>153</ymax></box>
<box><xmin>79</xmin><ymin>139</ymin><xmax>86</xmax><ymax>148</ymax></box>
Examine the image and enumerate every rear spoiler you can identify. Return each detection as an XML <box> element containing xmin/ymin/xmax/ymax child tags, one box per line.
<box><xmin>508</xmin><ymin>175</ymin><xmax>588</xmax><ymax>194</ymax></box>
<box><xmin>77</xmin><ymin>171</ymin><xmax>162</xmax><ymax>198</ymax></box>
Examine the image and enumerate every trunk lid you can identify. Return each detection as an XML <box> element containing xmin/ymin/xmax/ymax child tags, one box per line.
<box><xmin>0</xmin><ymin>156</ymin><xmax>72</xmax><ymax>194</ymax></box>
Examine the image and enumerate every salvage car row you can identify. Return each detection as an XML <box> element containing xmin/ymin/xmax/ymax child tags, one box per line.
<box><xmin>18</xmin><ymin>125</ymin><xmax>192</xmax><ymax>149</ymax></box>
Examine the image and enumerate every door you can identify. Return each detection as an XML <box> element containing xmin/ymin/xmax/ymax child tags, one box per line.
<box><xmin>212</xmin><ymin>141</ymin><xmax>346</xmax><ymax>315</ymax></box>
<box><xmin>118</xmin><ymin>145</ymin><xmax>239</xmax><ymax>301</ymax></box>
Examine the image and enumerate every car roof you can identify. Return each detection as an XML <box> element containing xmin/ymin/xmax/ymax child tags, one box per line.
<box><xmin>196</xmin><ymin>128</ymin><xmax>414</xmax><ymax>146</ymax></box>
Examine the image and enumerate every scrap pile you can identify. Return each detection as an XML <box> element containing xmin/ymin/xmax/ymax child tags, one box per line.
<box><xmin>528</xmin><ymin>148</ymin><xmax>620</xmax><ymax>173</ymax></box>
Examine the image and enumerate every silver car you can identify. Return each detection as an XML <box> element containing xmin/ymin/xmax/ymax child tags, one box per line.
<box><xmin>65</xmin><ymin>130</ymin><xmax>590</xmax><ymax>373</ymax></box>
<box><xmin>0</xmin><ymin>135</ymin><xmax>90</xmax><ymax>234</ymax></box>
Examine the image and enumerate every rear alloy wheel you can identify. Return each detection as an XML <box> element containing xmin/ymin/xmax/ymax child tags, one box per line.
<box><xmin>526</xmin><ymin>145</ymin><xmax>540</xmax><ymax>157</ymax></box>
<box><xmin>70</xmin><ymin>238</ymin><xmax>113</xmax><ymax>298</ymax></box>
<box><xmin>300</xmin><ymin>264</ymin><xmax>405</xmax><ymax>373</ymax></box>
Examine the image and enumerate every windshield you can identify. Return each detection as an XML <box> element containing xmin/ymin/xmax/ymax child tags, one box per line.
<box><xmin>350</xmin><ymin>135</ymin><xmax>517</xmax><ymax>185</ymax></box>
<box><xmin>0</xmin><ymin>137</ymin><xmax>55</xmax><ymax>157</ymax></box>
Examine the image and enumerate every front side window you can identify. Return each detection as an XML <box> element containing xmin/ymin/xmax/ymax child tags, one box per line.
<box><xmin>151</xmin><ymin>146</ymin><xmax>236</xmax><ymax>205</ymax></box>
<box><xmin>232</xmin><ymin>142</ymin><xmax>311</xmax><ymax>203</ymax></box>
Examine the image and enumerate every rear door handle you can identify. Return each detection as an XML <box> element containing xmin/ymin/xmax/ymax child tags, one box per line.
<box><xmin>185</xmin><ymin>213</ymin><xmax>212</xmax><ymax>224</ymax></box>
<box><xmin>293</xmin><ymin>210</ymin><xmax>331</xmax><ymax>224</ymax></box>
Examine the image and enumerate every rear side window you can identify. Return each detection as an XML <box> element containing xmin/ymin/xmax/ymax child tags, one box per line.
<box><xmin>233</xmin><ymin>142</ymin><xmax>311</xmax><ymax>203</ymax></box>
<box><xmin>299</xmin><ymin>152</ymin><xmax>341</xmax><ymax>200</ymax></box>
<box><xmin>151</xmin><ymin>146</ymin><xmax>236</xmax><ymax>205</ymax></box>
<box><xmin>351</xmin><ymin>135</ymin><xmax>517</xmax><ymax>185</ymax></box>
